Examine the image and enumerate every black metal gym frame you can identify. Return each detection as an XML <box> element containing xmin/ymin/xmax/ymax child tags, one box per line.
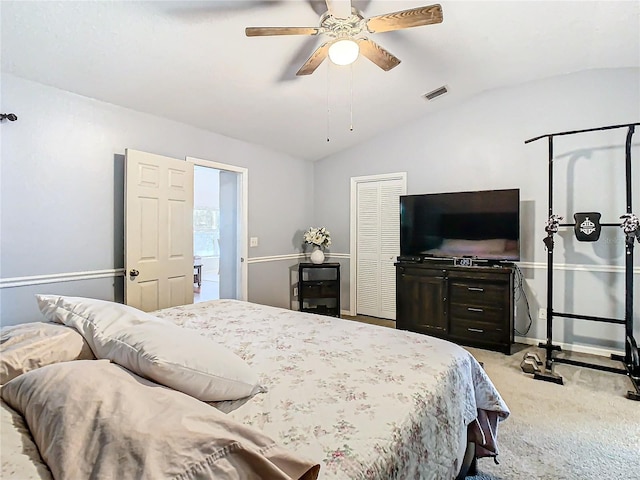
<box><xmin>525</xmin><ymin>122</ymin><xmax>640</xmax><ymax>401</ymax></box>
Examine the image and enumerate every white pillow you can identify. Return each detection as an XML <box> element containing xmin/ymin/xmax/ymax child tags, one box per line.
<box><xmin>35</xmin><ymin>295</ymin><xmax>264</xmax><ymax>402</ymax></box>
<box><xmin>37</xmin><ymin>295</ymin><xmax>166</xmax><ymax>327</ymax></box>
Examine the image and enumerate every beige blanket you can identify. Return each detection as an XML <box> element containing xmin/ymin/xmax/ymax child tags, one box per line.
<box><xmin>1</xmin><ymin>360</ymin><xmax>319</xmax><ymax>480</ymax></box>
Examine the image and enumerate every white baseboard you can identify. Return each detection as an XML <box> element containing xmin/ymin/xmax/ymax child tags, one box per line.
<box><xmin>514</xmin><ymin>335</ymin><xmax>624</xmax><ymax>358</ymax></box>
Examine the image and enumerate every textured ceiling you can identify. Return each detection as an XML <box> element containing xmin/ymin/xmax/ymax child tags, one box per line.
<box><xmin>2</xmin><ymin>1</ymin><xmax>639</xmax><ymax>161</ymax></box>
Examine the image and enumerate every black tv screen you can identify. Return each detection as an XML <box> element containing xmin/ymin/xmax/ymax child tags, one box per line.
<box><xmin>400</xmin><ymin>188</ymin><xmax>520</xmax><ymax>261</ymax></box>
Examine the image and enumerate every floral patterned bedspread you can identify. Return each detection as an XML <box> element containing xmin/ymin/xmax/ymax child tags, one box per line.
<box><xmin>154</xmin><ymin>299</ymin><xmax>509</xmax><ymax>480</ymax></box>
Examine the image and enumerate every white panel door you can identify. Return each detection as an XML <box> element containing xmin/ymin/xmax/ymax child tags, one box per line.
<box><xmin>355</xmin><ymin>177</ymin><xmax>405</xmax><ymax>319</ymax></box>
<box><xmin>125</xmin><ymin>149</ymin><xmax>194</xmax><ymax>311</ymax></box>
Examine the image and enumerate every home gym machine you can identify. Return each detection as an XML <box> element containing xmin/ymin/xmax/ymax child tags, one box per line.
<box><xmin>524</xmin><ymin>122</ymin><xmax>640</xmax><ymax>401</ymax></box>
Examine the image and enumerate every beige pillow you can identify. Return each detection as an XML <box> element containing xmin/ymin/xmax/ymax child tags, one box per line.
<box><xmin>35</xmin><ymin>295</ymin><xmax>264</xmax><ymax>401</ymax></box>
<box><xmin>0</xmin><ymin>322</ymin><xmax>95</xmax><ymax>383</ymax></box>
<box><xmin>0</xmin><ymin>399</ymin><xmax>53</xmax><ymax>480</ymax></box>
<box><xmin>1</xmin><ymin>360</ymin><xmax>320</xmax><ymax>480</ymax></box>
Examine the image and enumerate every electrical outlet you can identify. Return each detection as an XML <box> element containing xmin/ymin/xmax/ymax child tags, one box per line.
<box><xmin>538</xmin><ymin>308</ymin><xmax>547</xmax><ymax>320</ymax></box>
<box><xmin>249</xmin><ymin>237</ymin><xmax>258</xmax><ymax>247</ymax></box>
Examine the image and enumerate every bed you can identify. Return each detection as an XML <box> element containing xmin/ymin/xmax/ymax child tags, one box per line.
<box><xmin>1</xmin><ymin>297</ymin><xmax>509</xmax><ymax>480</ymax></box>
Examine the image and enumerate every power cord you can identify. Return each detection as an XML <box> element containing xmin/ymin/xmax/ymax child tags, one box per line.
<box><xmin>513</xmin><ymin>264</ymin><xmax>533</xmax><ymax>336</ymax></box>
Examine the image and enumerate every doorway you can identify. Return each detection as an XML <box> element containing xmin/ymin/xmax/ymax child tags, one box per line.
<box><xmin>187</xmin><ymin>157</ymin><xmax>248</xmax><ymax>302</ymax></box>
<box><xmin>193</xmin><ymin>165</ymin><xmax>220</xmax><ymax>302</ymax></box>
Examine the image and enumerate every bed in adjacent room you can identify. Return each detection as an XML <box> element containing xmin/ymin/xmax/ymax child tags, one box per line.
<box><xmin>1</xmin><ymin>297</ymin><xmax>509</xmax><ymax>480</ymax></box>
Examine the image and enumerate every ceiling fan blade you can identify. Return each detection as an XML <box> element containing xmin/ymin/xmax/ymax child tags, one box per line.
<box><xmin>296</xmin><ymin>42</ymin><xmax>331</xmax><ymax>75</ymax></box>
<box><xmin>278</xmin><ymin>36</ymin><xmax>322</xmax><ymax>82</ymax></box>
<box><xmin>366</xmin><ymin>4</ymin><xmax>443</xmax><ymax>33</ymax></box>
<box><xmin>357</xmin><ymin>38</ymin><xmax>401</xmax><ymax>71</ymax></box>
<box><xmin>245</xmin><ymin>27</ymin><xmax>320</xmax><ymax>37</ymax></box>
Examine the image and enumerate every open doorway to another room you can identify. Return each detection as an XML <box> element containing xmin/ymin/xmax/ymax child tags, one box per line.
<box><xmin>193</xmin><ymin>166</ymin><xmax>220</xmax><ymax>302</ymax></box>
<box><xmin>190</xmin><ymin>157</ymin><xmax>247</xmax><ymax>303</ymax></box>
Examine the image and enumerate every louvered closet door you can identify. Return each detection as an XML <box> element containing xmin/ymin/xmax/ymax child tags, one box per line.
<box><xmin>356</xmin><ymin>178</ymin><xmax>404</xmax><ymax>319</ymax></box>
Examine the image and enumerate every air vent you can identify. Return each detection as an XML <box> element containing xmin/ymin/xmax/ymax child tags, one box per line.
<box><xmin>423</xmin><ymin>85</ymin><xmax>448</xmax><ymax>101</ymax></box>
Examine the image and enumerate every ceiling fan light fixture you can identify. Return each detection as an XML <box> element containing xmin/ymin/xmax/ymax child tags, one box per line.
<box><xmin>328</xmin><ymin>39</ymin><xmax>359</xmax><ymax>66</ymax></box>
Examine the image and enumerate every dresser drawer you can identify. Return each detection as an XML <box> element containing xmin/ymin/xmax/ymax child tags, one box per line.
<box><xmin>450</xmin><ymin>304</ymin><xmax>504</xmax><ymax>325</ymax></box>
<box><xmin>449</xmin><ymin>319</ymin><xmax>506</xmax><ymax>343</ymax></box>
<box><xmin>449</xmin><ymin>281</ymin><xmax>506</xmax><ymax>308</ymax></box>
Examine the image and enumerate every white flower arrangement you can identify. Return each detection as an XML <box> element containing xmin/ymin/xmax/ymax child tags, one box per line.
<box><xmin>303</xmin><ymin>226</ymin><xmax>331</xmax><ymax>249</ymax></box>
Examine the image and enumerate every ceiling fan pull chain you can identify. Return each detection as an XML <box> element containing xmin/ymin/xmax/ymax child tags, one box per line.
<box><xmin>349</xmin><ymin>64</ymin><xmax>354</xmax><ymax>132</ymax></box>
<box><xmin>326</xmin><ymin>64</ymin><xmax>331</xmax><ymax>142</ymax></box>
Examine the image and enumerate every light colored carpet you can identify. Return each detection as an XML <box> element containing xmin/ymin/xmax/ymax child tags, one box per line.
<box><xmin>341</xmin><ymin>315</ymin><xmax>396</xmax><ymax>329</ymax></box>
<box><xmin>465</xmin><ymin>346</ymin><xmax>639</xmax><ymax>480</ymax></box>
<box><xmin>341</xmin><ymin>315</ymin><xmax>639</xmax><ymax>479</ymax></box>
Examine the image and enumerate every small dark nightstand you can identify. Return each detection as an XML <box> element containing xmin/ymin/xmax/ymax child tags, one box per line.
<box><xmin>298</xmin><ymin>262</ymin><xmax>341</xmax><ymax>317</ymax></box>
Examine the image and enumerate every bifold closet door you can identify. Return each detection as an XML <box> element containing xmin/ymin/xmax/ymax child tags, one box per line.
<box><xmin>356</xmin><ymin>178</ymin><xmax>404</xmax><ymax>320</ymax></box>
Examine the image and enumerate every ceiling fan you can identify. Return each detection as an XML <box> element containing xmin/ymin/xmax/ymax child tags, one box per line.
<box><xmin>245</xmin><ymin>1</ymin><xmax>443</xmax><ymax>76</ymax></box>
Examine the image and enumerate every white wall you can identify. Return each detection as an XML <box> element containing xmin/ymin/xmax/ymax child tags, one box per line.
<box><xmin>315</xmin><ymin>68</ymin><xmax>640</xmax><ymax>352</ymax></box>
<box><xmin>0</xmin><ymin>74</ymin><xmax>314</xmax><ymax>324</ymax></box>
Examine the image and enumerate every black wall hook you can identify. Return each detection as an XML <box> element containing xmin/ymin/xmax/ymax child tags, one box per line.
<box><xmin>0</xmin><ymin>113</ymin><xmax>18</xmax><ymax>122</ymax></box>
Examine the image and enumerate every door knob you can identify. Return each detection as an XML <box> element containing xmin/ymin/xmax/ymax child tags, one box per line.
<box><xmin>129</xmin><ymin>269</ymin><xmax>139</xmax><ymax>280</ymax></box>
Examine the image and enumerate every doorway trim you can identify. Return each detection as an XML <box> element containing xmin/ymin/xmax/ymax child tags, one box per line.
<box><xmin>349</xmin><ymin>172</ymin><xmax>407</xmax><ymax>316</ymax></box>
<box><xmin>186</xmin><ymin>157</ymin><xmax>248</xmax><ymax>301</ymax></box>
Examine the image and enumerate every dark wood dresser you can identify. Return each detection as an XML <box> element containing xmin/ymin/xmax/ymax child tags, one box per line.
<box><xmin>396</xmin><ymin>260</ymin><xmax>515</xmax><ymax>354</ymax></box>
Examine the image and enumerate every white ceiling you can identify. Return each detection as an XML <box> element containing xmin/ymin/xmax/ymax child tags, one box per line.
<box><xmin>1</xmin><ymin>1</ymin><xmax>639</xmax><ymax>161</ymax></box>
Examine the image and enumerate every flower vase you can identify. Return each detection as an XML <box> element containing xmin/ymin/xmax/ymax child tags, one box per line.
<box><xmin>310</xmin><ymin>246</ymin><xmax>325</xmax><ymax>264</ymax></box>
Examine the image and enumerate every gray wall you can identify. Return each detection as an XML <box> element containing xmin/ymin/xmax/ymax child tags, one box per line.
<box><xmin>314</xmin><ymin>68</ymin><xmax>640</xmax><ymax>352</ymax></box>
<box><xmin>0</xmin><ymin>74</ymin><xmax>313</xmax><ymax>325</ymax></box>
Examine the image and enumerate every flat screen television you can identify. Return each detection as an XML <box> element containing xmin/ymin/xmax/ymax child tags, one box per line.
<box><xmin>400</xmin><ymin>188</ymin><xmax>520</xmax><ymax>262</ymax></box>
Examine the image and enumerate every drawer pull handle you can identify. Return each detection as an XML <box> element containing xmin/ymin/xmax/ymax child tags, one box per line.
<box><xmin>468</xmin><ymin>328</ymin><xmax>484</xmax><ymax>333</ymax></box>
<box><xmin>468</xmin><ymin>287</ymin><xmax>484</xmax><ymax>292</ymax></box>
<box><xmin>467</xmin><ymin>307</ymin><xmax>484</xmax><ymax>312</ymax></box>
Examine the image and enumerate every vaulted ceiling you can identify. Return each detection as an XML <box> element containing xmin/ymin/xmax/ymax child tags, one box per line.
<box><xmin>2</xmin><ymin>1</ymin><xmax>638</xmax><ymax>161</ymax></box>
